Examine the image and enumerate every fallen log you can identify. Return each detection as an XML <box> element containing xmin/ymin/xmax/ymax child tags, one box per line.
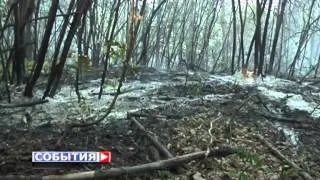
<box><xmin>0</xmin><ymin>147</ymin><xmax>236</xmax><ymax>180</ymax></box>
<box><xmin>0</xmin><ymin>99</ymin><xmax>48</xmax><ymax>108</ymax></box>
<box><xmin>255</xmin><ymin>134</ymin><xmax>314</xmax><ymax>180</ymax></box>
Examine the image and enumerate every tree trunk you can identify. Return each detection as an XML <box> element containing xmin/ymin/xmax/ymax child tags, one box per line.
<box><xmin>13</xmin><ymin>0</ymin><xmax>35</xmax><ymax>84</ymax></box>
<box><xmin>268</xmin><ymin>0</ymin><xmax>288</xmax><ymax>74</ymax></box>
<box><xmin>98</xmin><ymin>0</ymin><xmax>121</xmax><ymax>99</ymax></box>
<box><xmin>237</xmin><ymin>0</ymin><xmax>247</xmax><ymax>68</ymax></box>
<box><xmin>288</xmin><ymin>0</ymin><xmax>317</xmax><ymax>79</ymax></box>
<box><xmin>138</xmin><ymin>0</ymin><xmax>167</xmax><ymax>66</ymax></box>
<box><xmin>258</xmin><ymin>0</ymin><xmax>272</xmax><ymax>76</ymax></box>
<box><xmin>24</xmin><ymin>0</ymin><xmax>59</xmax><ymax>97</ymax></box>
<box><xmin>254</xmin><ymin>0</ymin><xmax>261</xmax><ymax>75</ymax></box>
<box><xmin>230</xmin><ymin>0</ymin><xmax>236</xmax><ymax>75</ymax></box>
<box><xmin>48</xmin><ymin>0</ymin><xmax>92</xmax><ymax>97</ymax></box>
<box><xmin>43</xmin><ymin>0</ymin><xmax>76</xmax><ymax>99</ymax></box>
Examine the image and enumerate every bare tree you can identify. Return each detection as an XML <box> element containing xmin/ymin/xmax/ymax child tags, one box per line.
<box><xmin>24</xmin><ymin>0</ymin><xmax>59</xmax><ymax>97</ymax></box>
<box><xmin>47</xmin><ymin>0</ymin><xmax>92</xmax><ymax>97</ymax></box>
<box><xmin>138</xmin><ymin>0</ymin><xmax>167</xmax><ymax>66</ymax></box>
<box><xmin>230</xmin><ymin>0</ymin><xmax>236</xmax><ymax>74</ymax></box>
<box><xmin>237</xmin><ymin>0</ymin><xmax>248</xmax><ymax>68</ymax></box>
<box><xmin>12</xmin><ymin>0</ymin><xmax>35</xmax><ymax>84</ymax></box>
<box><xmin>98</xmin><ymin>0</ymin><xmax>121</xmax><ymax>99</ymax></box>
<box><xmin>43</xmin><ymin>0</ymin><xmax>76</xmax><ymax>99</ymax></box>
<box><xmin>268</xmin><ymin>0</ymin><xmax>288</xmax><ymax>74</ymax></box>
<box><xmin>288</xmin><ymin>0</ymin><xmax>318</xmax><ymax>78</ymax></box>
<box><xmin>258</xmin><ymin>0</ymin><xmax>273</xmax><ymax>76</ymax></box>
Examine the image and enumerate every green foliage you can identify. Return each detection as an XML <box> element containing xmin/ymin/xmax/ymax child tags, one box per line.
<box><xmin>42</xmin><ymin>61</ymin><xmax>51</xmax><ymax>74</ymax></box>
<box><xmin>237</xmin><ymin>149</ymin><xmax>265</xmax><ymax>168</ymax></box>
<box><xmin>24</xmin><ymin>59</ymin><xmax>51</xmax><ymax>74</ymax></box>
<box><xmin>130</xmin><ymin>63</ymin><xmax>139</xmax><ymax>74</ymax></box>
<box><xmin>74</xmin><ymin>98</ymin><xmax>92</xmax><ymax>115</ymax></box>
<box><xmin>65</xmin><ymin>54</ymin><xmax>92</xmax><ymax>74</ymax></box>
<box><xmin>228</xmin><ymin>148</ymin><xmax>270</xmax><ymax>179</ymax></box>
<box><xmin>77</xmin><ymin>55</ymin><xmax>92</xmax><ymax>72</ymax></box>
<box><xmin>103</xmin><ymin>40</ymin><xmax>126</xmax><ymax>65</ymax></box>
<box><xmin>25</xmin><ymin>58</ymin><xmax>34</xmax><ymax>73</ymax></box>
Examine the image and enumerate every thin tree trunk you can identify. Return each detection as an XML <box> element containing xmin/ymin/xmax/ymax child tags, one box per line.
<box><xmin>254</xmin><ymin>0</ymin><xmax>262</xmax><ymax>75</ymax></box>
<box><xmin>258</xmin><ymin>0</ymin><xmax>272</xmax><ymax>76</ymax></box>
<box><xmin>138</xmin><ymin>0</ymin><xmax>167</xmax><ymax>66</ymax></box>
<box><xmin>98</xmin><ymin>0</ymin><xmax>121</xmax><ymax>99</ymax></box>
<box><xmin>237</xmin><ymin>0</ymin><xmax>247</xmax><ymax>68</ymax></box>
<box><xmin>288</xmin><ymin>0</ymin><xmax>317</xmax><ymax>79</ymax></box>
<box><xmin>24</xmin><ymin>0</ymin><xmax>59</xmax><ymax>97</ymax></box>
<box><xmin>268</xmin><ymin>0</ymin><xmax>288</xmax><ymax>74</ymax></box>
<box><xmin>48</xmin><ymin>0</ymin><xmax>92</xmax><ymax>97</ymax></box>
<box><xmin>43</xmin><ymin>0</ymin><xmax>76</xmax><ymax>99</ymax></box>
<box><xmin>230</xmin><ymin>0</ymin><xmax>236</xmax><ymax>74</ymax></box>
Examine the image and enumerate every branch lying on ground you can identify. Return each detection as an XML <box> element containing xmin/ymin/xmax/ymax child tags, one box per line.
<box><xmin>130</xmin><ymin>117</ymin><xmax>174</xmax><ymax>159</ymax></box>
<box><xmin>1</xmin><ymin>146</ymin><xmax>236</xmax><ymax>180</ymax></box>
<box><xmin>130</xmin><ymin>117</ymin><xmax>188</xmax><ymax>173</ymax></box>
<box><xmin>256</xmin><ymin>111</ymin><xmax>320</xmax><ymax>129</ymax></box>
<box><xmin>89</xmin><ymin>87</ymin><xmax>143</xmax><ymax>96</ymax></box>
<box><xmin>0</xmin><ymin>99</ymin><xmax>48</xmax><ymax>108</ymax></box>
<box><xmin>255</xmin><ymin>134</ymin><xmax>314</xmax><ymax>180</ymax></box>
<box><xmin>128</xmin><ymin>112</ymin><xmax>183</xmax><ymax>119</ymax></box>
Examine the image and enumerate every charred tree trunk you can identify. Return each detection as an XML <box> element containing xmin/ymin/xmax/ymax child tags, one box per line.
<box><xmin>138</xmin><ymin>0</ymin><xmax>167</xmax><ymax>66</ymax></box>
<box><xmin>254</xmin><ymin>0</ymin><xmax>261</xmax><ymax>75</ymax></box>
<box><xmin>43</xmin><ymin>0</ymin><xmax>76</xmax><ymax>99</ymax></box>
<box><xmin>90</xmin><ymin>1</ymin><xmax>98</xmax><ymax>67</ymax></box>
<box><xmin>47</xmin><ymin>0</ymin><xmax>92</xmax><ymax>97</ymax></box>
<box><xmin>245</xmin><ymin>0</ymin><xmax>266</xmax><ymax>71</ymax></box>
<box><xmin>258</xmin><ymin>0</ymin><xmax>272</xmax><ymax>76</ymax></box>
<box><xmin>198</xmin><ymin>1</ymin><xmax>219</xmax><ymax>69</ymax></box>
<box><xmin>288</xmin><ymin>0</ymin><xmax>317</xmax><ymax>79</ymax></box>
<box><xmin>237</xmin><ymin>0</ymin><xmax>247</xmax><ymax>68</ymax></box>
<box><xmin>24</xmin><ymin>0</ymin><xmax>59</xmax><ymax>97</ymax></box>
<box><xmin>33</xmin><ymin>0</ymin><xmax>41</xmax><ymax>60</ymax></box>
<box><xmin>75</xmin><ymin>8</ymin><xmax>88</xmax><ymax>102</ymax></box>
<box><xmin>131</xmin><ymin>0</ymin><xmax>147</xmax><ymax>64</ymax></box>
<box><xmin>314</xmin><ymin>53</ymin><xmax>320</xmax><ymax>78</ymax></box>
<box><xmin>230</xmin><ymin>0</ymin><xmax>236</xmax><ymax>75</ymax></box>
<box><xmin>268</xmin><ymin>0</ymin><xmax>288</xmax><ymax>74</ymax></box>
<box><xmin>98</xmin><ymin>0</ymin><xmax>121</xmax><ymax>99</ymax></box>
<box><xmin>13</xmin><ymin>0</ymin><xmax>35</xmax><ymax>85</ymax></box>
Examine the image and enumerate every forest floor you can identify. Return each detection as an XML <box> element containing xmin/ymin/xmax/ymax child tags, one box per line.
<box><xmin>0</xmin><ymin>67</ymin><xmax>320</xmax><ymax>179</ymax></box>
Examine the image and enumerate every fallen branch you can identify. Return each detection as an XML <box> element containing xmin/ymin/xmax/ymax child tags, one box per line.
<box><xmin>256</xmin><ymin>111</ymin><xmax>320</xmax><ymax>129</ymax></box>
<box><xmin>89</xmin><ymin>87</ymin><xmax>143</xmax><ymax>96</ymax></box>
<box><xmin>1</xmin><ymin>147</ymin><xmax>236</xmax><ymax>180</ymax></box>
<box><xmin>0</xmin><ymin>99</ymin><xmax>48</xmax><ymax>108</ymax></box>
<box><xmin>130</xmin><ymin>117</ymin><xmax>174</xmax><ymax>159</ymax></box>
<box><xmin>255</xmin><ymin>134</ymin><xmax>314</xmax><ymax>180</ymax></box>
<box><xmin>127</xmin><ymin>112</ymin><xmax>183</xmax><ymax>119</ymax></box>
<box><xmin>130</xmin><ymin>117</ymin><xmax>188</xmax><ymax>173</ymax></box>
<box><xmin>158</xmin><ymin>96</ymin><xmax>177</xmax><ymax>101</ymax></box>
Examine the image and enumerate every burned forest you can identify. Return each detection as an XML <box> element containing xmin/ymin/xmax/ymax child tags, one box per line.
<box><xmin>1</xmin><ymin>0</ymin><xmax>320</xmax><ymax>179</ymax></box>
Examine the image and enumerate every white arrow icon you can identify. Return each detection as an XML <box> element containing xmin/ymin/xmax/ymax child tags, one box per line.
<box><xmin>100</xmin><ymin>153</ymin><xmax>108</xmax><ymax>161</ymax></box>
